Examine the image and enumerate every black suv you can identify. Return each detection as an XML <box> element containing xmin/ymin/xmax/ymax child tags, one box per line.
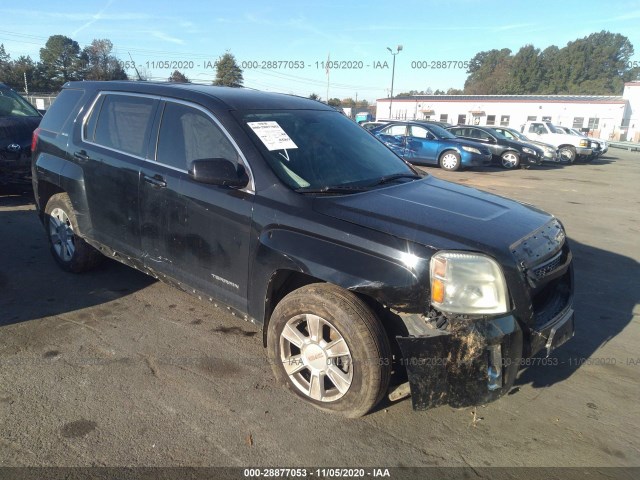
<box><xmin>447</xmin><ymin>125</ymin><xmax>544</xmax><ymax>169</ymax></box>
<box><xmin>0</xmin><ymin>83</ymin><xmax>42</xmax><ymax>188</ymax></box>
<box><xmin>32</xmin><ymin>81</ymin><xmax>575</xmax><ymax>417</ymax></box>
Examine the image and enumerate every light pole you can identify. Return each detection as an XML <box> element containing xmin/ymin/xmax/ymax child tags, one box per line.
<box><xmin>387</xmin><ymin>45</ymin><xmax>402</xmax><ymax>119</ymax></box>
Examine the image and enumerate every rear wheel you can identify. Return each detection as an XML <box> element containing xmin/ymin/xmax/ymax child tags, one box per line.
<box><xmin>439</xmin><ymin>151</ymin><xmax>461</xmax><ymax>171</ymax></box>
<box><xmin>44</xmin><ymin>193</ymin><xmax>102</xmax><ymax>273</ymax></box>
<box><xmin>500</xmin><ymin>151</ymin><xmax>520</xmax><ymax>169</ymax></box>
<box><xmin>267</xmin><ymin>284</ymin><xmax>391</xmax><ymax>417</ymax></box>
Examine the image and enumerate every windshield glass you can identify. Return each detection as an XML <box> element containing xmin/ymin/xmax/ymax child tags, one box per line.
<box><xmin>545</xmin><ymin>122</ymin><xmax>558</xmax><ymax>133</ymax></box>
<box><xmin>427</xmin><ymin>124</ymin><xmax>456</xmax><ymax>139</ymax></box>
<box><xmin>0</xmin><ymin>88</ymin><xmax>39</xmax><ymax>117</ymax></box>
<box><xmin>238</xmin><ymin>110</ymin><xmax>417</xmax><ymax>190</ymax></box>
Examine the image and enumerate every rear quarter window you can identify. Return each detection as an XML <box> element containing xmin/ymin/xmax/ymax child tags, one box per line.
<box><xmin>39</xmin><ymin>89</ymin><xmax>85</xmax><ymax>133</ymax></box>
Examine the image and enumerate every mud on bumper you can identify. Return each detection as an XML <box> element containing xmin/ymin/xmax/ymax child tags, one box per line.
<box><xmin>395</xmin><ymin>308</ymin><xmax>574</xmax><ymax>411</ymax></box>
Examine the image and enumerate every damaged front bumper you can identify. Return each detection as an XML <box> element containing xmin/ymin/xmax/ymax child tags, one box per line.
<box><xmin>395</xmin><ymin>307</ymin><xmax>574</xmax><ymax>411</ymax></box>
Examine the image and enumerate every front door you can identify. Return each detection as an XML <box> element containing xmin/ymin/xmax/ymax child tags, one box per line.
<box><xmin>139</xmin><ymin>100</ymin><xmax>254</xmax><ymax>311</ymax></box>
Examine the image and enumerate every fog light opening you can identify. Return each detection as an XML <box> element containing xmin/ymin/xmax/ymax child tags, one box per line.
<box><xmin>487</xmin><ymin>344</ymin><xmax>503</xmax><ymax>391</ymax></box>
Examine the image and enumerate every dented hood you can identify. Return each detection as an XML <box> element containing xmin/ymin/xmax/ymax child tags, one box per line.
<box><xmin>313</xmin><ymin>176</ymin><xmax>552</xmax><ymax>256</ymax></box>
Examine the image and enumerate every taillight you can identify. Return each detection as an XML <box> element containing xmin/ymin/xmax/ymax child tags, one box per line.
<box><xmin>31</xmin><ymin>127</ymin><xmax>41</xmax><ymax>152</ymax></box>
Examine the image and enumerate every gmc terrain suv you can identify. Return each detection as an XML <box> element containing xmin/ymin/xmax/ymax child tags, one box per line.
<box><xmin>32</xmin><ymin>81</ymin><xmax>575</xmax><ymax>417</ymax></box>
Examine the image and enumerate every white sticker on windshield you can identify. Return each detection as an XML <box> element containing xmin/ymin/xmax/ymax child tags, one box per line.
<box><xmin>247</xmin><ymin>121</ymin><xmax>298</xmax><ymax>151</ymax></box>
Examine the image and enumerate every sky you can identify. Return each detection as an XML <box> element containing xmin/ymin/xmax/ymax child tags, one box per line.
<box><xmin>1</xmin><ymin>0</ymin><xmax>640</xmax><ymax>101</ymax></box>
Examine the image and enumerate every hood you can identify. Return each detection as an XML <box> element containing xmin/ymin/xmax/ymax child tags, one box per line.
<box><xmin>0</xmin><ymin>116</ymin><xmax>41</xmax><ymax>149</ymax></box>
<box><xmin>313</xmin><ymin>176</ymin><xmax>552</xmax><ymax>258</ymax></box>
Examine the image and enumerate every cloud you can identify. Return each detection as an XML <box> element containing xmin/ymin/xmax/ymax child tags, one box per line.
<box><xmin>148</xmin><ymin>31</ymin><xmax>185</xmax><ymax>45</ymax></box>
<box><xmin>72</xmin><ymin>0</ymin><xmax>116</xmax><ymax>36</ymax></box>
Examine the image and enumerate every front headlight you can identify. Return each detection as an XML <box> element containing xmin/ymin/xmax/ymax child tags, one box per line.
<box><xmin>430</xmin><ymin>251</ymin><xmax>509</xmax><ymax>315</ymax></box>
<box><xmin>522</xmin><ymin>147</ymin><xmax>536</xmax><ymax>155</ymax></box>
<box><xmin>545</xmin><ymin>146</ymin><xmax>555</xmax><ymax>154</ymax></box>
<box><xmin>461</xmin><ymin>146</ymin><xmax>481</xmax><ymax>154</ymax></box>
<box><xmin>579</xmin><ymin>139</ymin><xmax>589</xmax><ymax>147</ymax></box>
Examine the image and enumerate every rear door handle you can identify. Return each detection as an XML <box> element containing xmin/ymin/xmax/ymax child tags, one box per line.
<box><xmin>143</xmin><ymin>174</ymin><xmax>167</xmax><ymax>188</ymax></box>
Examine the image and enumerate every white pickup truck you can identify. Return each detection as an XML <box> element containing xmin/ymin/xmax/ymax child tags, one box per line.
<box><xmin>521</xmin><ymin>121</ymin><xmax>592</xmax><ymax>163</ymax></box>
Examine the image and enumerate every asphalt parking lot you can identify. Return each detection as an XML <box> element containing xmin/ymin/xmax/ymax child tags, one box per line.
<box><xmin>0</xmin><ymin>151</ymin><xmax>638</xmax><ymax>472</ymax></box>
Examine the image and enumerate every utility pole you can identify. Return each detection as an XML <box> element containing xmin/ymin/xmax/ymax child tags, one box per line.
<box><xmin>386</xmin><ymin>45</ymin><xmax>402</xmax><ymax>120</ymax></box>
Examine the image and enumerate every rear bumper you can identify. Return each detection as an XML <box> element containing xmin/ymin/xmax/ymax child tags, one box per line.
<box><xmin>395</xmin><ymin>307</ymin><xmax>574</xmax><ymax>411</ymax></box>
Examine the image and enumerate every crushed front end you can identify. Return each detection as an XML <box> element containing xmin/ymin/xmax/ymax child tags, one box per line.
<box><xmin>393</xmin><ymin>218</ymin><xmax>575</xmax><ymax>410</ymax></box>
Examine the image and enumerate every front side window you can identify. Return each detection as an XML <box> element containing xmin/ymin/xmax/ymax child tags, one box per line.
<box><xmin>90</xmin><ymin>94</ymin><xmax>157</xmax><ymax>157</ymax></box>
<box><xmin>238</xmin><ymin>110</ymin><xmax>416</xmax><ymax>190</ymax></box>
<box><xmin>156</xmin><ymin>102</ymin><xmax>238</xmax><ymax>171</ymax></box>
<box><xmin>409</xmin><ymin>126</ymin><xmax>432</xmax><ymax>139</ymax></box>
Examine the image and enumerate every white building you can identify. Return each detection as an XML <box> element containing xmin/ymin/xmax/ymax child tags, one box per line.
<box><xmin>376</xmin><ymin>82</ymin><xmax>640</xmax><ymax>142</ymax></box>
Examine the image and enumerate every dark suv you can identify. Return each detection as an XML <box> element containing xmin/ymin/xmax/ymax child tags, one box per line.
<box><xmin>32</xmin><ymin>81</ymin><xmax>575</xmax><ymax>417</ymax></box>
<box><xmin>447</xmin><ymin>125</ymin><xmax>544</xmax><ymax>169</ymax></box>
<box><xmin>0</xmin><ymin>83</ymin><xmax>42</xmax><ymax>188</ymax></box>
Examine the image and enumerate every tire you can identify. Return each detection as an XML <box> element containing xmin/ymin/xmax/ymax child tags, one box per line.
<box><xmin>558</xmin><ymin>146</ymin><xmax>576</xmax><ymax>164</ymax></box>
<box><xmin>44</xmin><ymin>193</ymin><xmax>102</xmax><ymax>273</ymax></box>
<box><xmin>439</xmin><ymin>150</ymin><xmax>461</xmax><ymax>171</ymax></box>
<box><xmin>267</xmin><ymin>283</ymin><xmax>391</xmax><ymax>418</ymax></box>
<box><xmin>500</xmin><ymin>151</ymin><xmax>520</xmax><ymax>169</ymax></box>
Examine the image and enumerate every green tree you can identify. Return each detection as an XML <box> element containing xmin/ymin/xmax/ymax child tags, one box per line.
<box><xmin>509</xmin><ymin>45</ymin><xmax>542</xmax><ymax>94</ymax></box>
<box><xmin>327</xmin><ymin>97</ymin><xmax>341</xmax><ymax>107</ymax></box>
<box><xmin>169</xmin><ymin>69</ymin><xmax>190</xmax><ymax>83</ymax></box>
<box><xmin>81</xmin><ymin>39</ymin><xmax>127</xmax><ymax>81</ymax></box>
<box><xmin>464</xmin><ymin>48</ymin><xmax>512</xmax><ymax>94</ymax></box>
<box><xmin>213</xmin><ymin>51</ymin><xmax>243</xmax><ymax>87</ymax></box>
<box><xmin>308</xmin><ymin>93</ymin><xmax>321</xmax><ymax>101</ymax></box>
<box><xmin>0</xmin><ymin>44</ymin><xmax>11</xmax><ymax>84</ymax></box>
<box><xmin>39</xmin><ymin>35</ymin><xmax>84</xmax><ymax>88</ymax></box>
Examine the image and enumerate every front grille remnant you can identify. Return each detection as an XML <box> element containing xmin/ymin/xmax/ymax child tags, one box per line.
<box><xmin>533</xmin><ymin>251</ymin><xmax>563</xmax><ymax>280</ymax></box>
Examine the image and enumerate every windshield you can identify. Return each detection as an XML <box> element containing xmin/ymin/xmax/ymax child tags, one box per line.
<box><xmin>238</xmin><ymin>110</ymin><xmax>418</xmax><ymax>190</ymax></box>
<box><xmin>428</xmin><ymin>124</ymin><xmax>456</xmax><ymax>139</ymax></box>
<box><xmin>0</xmin><ymin>88</ymin><xmax>39</xmax><ymax>117</ymax></box>
<box><xmin>544</xmin><ymin>122</ymin><xmax>558</xmax><ymax>133</ymax></box>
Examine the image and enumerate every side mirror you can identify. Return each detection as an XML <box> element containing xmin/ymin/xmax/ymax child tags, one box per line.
<box><xmin>189</xmin><ymin>158</ymin><xmax>249</xmax><ymax>188</ymax></box>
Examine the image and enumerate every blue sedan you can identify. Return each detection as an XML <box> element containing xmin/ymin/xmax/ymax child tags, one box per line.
<box><xmin>371</xmin><ymin>121</ymin><xmax>492</xmax><ymax>171</ymax></box>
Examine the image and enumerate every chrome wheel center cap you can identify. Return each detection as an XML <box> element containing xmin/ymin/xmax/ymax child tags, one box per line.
<box><xmin>303</xmin><ymin>343</ymin><xmax>327</xmax><ymax>370</ymax></box>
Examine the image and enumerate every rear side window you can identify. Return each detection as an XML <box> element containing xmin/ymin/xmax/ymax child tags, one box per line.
<box><xmin>90</xmin><ymin>94</ymin><xmax>156</xmax><ymax>158</ymax></box>
<box><xmin>38</xmin><ymin>89</ymin><xmax>84</xmax><ymax>133</ymax></box>
<box><xmin>156</xmin><ymin>101</ymin><xmax>238</xmax><ymax>171</ymax></box>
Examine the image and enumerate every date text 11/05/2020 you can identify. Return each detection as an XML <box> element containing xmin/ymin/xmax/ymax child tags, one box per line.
<box><xmin>109</xmin><ymin>59</ymin><xmax>475</xmax><ymax>71</ymax></box>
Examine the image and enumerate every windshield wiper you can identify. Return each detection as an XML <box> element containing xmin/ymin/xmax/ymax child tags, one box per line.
<box><xmin>294</xmin><ymin>185</ymin><xmax>370</xmax><ymax>194</ymax></box>
<box><xmin>370</xmin><ymin>173</ymin><xmax>422</xmax><ymax>187</ymax></box>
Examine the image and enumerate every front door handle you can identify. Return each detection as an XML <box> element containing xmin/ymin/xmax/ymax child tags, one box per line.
<box><xmin>143</xmin><ymin>174</ymin><xmax>167</xmax><ymax>188</ymax></box>
<box><xmin>74</xmin><ymin>150</ymin><xmax>90</xmax><ymax>161</ymax></box>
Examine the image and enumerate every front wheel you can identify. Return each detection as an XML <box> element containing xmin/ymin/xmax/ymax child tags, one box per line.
<box><xmin>267</xmin><ymin>284</ymin><xmax>391</xmax><ymax>418</ymax></box>
<box><xmin>558</xmin><ymin>146</ymin><xmax>576</xmax><ymax>163</ymax></box>
<box><xmin>439</xmin><ymin>151</ymin><xmax>461</xmax><ymax>171</ymax></box>
<box><xmin>44</xmin><ymin>193</ymin><xmax>102</xmax><ymax>273</ymax></box>
<box><xmin>500</xmin><ymin>151</ymin><xmax>520</xmax><ymax>169</ymax></box>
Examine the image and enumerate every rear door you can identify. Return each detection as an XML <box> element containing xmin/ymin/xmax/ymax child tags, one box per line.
<box><xmin>377</xmin><ymin>124</ymin><xmax>408</xmax><ymax>158</ymax></box>
<box><xmin>139</xmin><ymin>100</ymin><xmax>254</xmax><ymax>310</ymax></box>
<box><xmin>79</xmin><ymin>92</ymin><xmax>159</xmax><ymax>256</ymax></box>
